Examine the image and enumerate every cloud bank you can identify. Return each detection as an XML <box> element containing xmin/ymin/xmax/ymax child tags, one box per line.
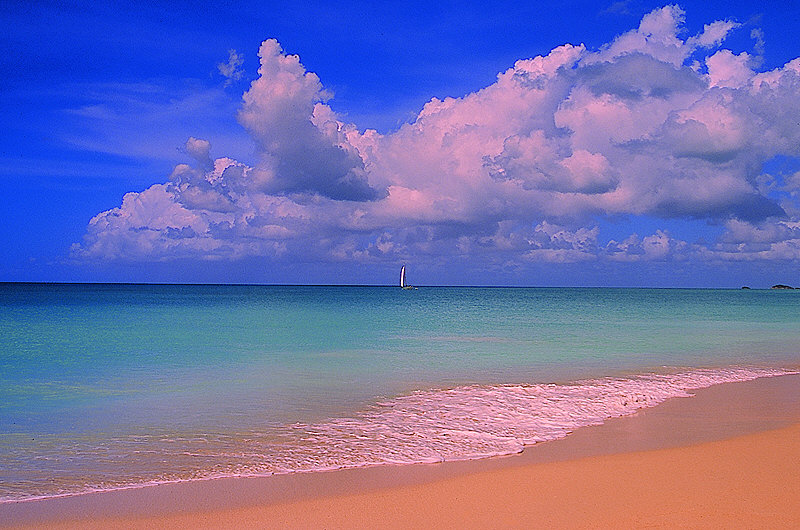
<box><xmin>73</xmin><ymin>6</ymin><xmax>800</xmax><ymax>269</ymax></box>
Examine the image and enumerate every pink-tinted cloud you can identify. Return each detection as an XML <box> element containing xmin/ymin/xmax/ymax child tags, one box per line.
<box><xmin>237</xmin><ymin>39</ymin><xmax>381</xmax><ymax>201</ymax></box>
<box><xmin>217</xmin><ymin>49</ymin><xmax>244</xmax><ymax>85</ymax></box>
<box><xmin>73</xmin><ymin>6</ymin><xmax>800</xmax><ymax>268</ymax></box>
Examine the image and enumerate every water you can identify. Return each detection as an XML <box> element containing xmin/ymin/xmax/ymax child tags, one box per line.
<box><xmin>1</xmin><ymin>284</ymin><xmax>798</xmax><ymax>501</ymax></box>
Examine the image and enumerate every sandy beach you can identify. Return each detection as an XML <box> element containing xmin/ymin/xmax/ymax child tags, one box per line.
<box><xmin>6</xmin><ymin>0</ymin><xmax>800</xmax><ymax>525</ymax></box>
<box><xmin>4</xmin><ymin>373</ymin><xmax>800</xmax><ymax>529</ymax></box>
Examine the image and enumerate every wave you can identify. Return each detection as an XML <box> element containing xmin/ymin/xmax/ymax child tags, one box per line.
<box><xmin>1</xmin><ymin>366</ymin><xmax>794</xmax><ymax>503</ymax></box>
<box><xmin>268</xmin><ymin>366</ymin><xmax>794</xmax><ymax>470</ymax></box>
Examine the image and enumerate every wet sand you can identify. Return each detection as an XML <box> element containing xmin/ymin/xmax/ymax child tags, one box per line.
<box><xmin>4</xmin><ymin>373</ymin><xmax>800</xmax><ymax>528</ymax></box>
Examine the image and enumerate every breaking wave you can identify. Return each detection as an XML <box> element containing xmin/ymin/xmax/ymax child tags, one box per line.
<box><xmin>2</xmin><ymin>366</ymin><xmax>794</xmax><ymax>503</ymax></box>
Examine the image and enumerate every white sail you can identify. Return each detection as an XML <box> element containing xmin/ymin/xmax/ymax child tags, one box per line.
<box><xmin>400</xmin><ymin>265</ymin><xmax>406</xmax><ymax>288</ymax></box>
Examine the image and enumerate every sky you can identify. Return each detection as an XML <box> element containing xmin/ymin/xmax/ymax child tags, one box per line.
<box><xmin>2</xmin><ymin>0</ymin><xmax>800</xmax><ymax>286</ymax></box>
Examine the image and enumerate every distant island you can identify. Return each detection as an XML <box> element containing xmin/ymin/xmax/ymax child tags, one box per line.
<box><xmin>740</xmin><ymin>285</ymin><xmax>796</xmax><ymax>289</ymax></box>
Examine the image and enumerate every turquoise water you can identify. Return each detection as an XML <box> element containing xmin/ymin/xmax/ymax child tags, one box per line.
<box><xmin>1</xmin><ymin>284</ymin><xmax>799</xmax><ymax>500</ymax></box>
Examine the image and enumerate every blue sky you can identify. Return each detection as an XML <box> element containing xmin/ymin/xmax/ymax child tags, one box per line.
<box><xmin>2</xmin><ymin>1</ymin><xmax>800</xmax><ymax>286</ymax></box>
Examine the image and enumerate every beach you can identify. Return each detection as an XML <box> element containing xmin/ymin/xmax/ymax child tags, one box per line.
<box><xmin>5</xmin><ymin>0</ymin><xmax>800</xmax><ymax>523</ymax></box>
<box><xmin>6</xmin><ymin>0</ymin><xmax>800</xmax><ymax>524</ymax></box>
<box><xmin>4</xmin><ymin>373</ymin><xmax>800</xmax><ymax>529</ymax></box>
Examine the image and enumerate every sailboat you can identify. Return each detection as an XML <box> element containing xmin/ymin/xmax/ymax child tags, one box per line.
<box><xmin>400</xmin><ymin>265</ymin><xmax>415</xmax><ymax>290</ymax></box>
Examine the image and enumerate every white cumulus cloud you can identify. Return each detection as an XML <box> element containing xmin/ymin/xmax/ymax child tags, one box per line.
<box><xmin>73</xmin><ymin>6</ymin><xmax>800</xmax><ymax>270</ymax></box>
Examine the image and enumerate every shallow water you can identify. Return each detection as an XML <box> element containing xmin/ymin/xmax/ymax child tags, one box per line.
<box><xmin>1</xmin><ymin>284</ymin><xmax>799</xmax><ymax>500</ymax></box>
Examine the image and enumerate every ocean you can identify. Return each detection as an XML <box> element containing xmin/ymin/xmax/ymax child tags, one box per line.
<box><xmin>1</xmin><ymin>283</ymin><xmax>798</xmax><ymax>502</ymax></box>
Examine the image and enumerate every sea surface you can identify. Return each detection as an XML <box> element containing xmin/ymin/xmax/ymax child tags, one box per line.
<box><xmin>1</xmin><ymin>283</ymin><xmax>799</xmax><ymax>502</ymax></box>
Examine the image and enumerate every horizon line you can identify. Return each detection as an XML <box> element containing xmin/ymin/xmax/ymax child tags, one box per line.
<box><xmin>0</xmin><ymin>281</ymin><xmax>794</xmax><ymax>290</ymax></box>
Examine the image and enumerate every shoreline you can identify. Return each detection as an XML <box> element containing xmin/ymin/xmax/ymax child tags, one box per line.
<box><xmin>3</xmin><ymin>372</ymin><xmax>800</xmax><ymax>528</ymax></box>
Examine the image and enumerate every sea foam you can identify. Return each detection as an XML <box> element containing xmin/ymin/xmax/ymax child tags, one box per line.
<box><xmin>1</xmin><ymin>367</ymin><xmax>794</xmax><ymax>502</ymax></box>
<box><xmin>248</xmin><ymin>367</ymin><xmax>794</xmax><ymax>473</ymax></box>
